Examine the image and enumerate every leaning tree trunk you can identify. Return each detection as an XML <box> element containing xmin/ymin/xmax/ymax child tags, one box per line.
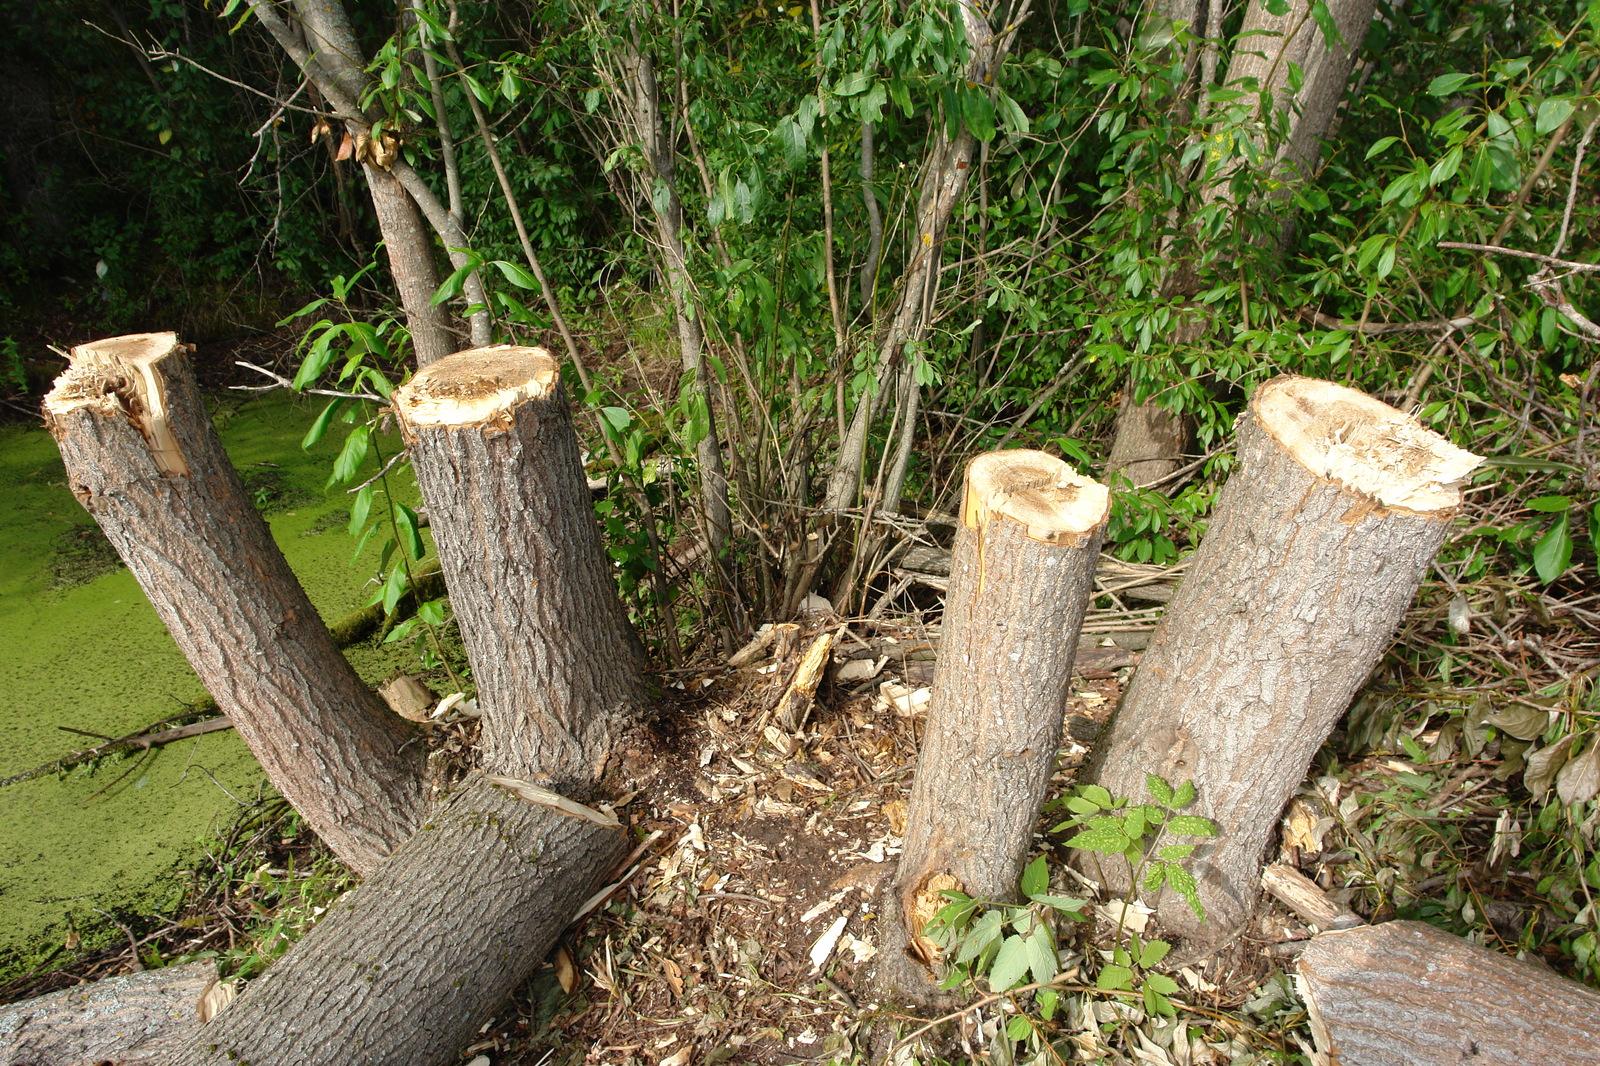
<box><xmin>43</xmin><ymin>333</ymin><xmax>426</xmax><ymax>875</ymax></box>
<box><xmin>175</xmin><ymin>346</ymin><xmax>646</xmax><ymax>1066</ymax></box>
<box><xmin>878</xmin><ymin>450</ymin><xmax>1108</xmax><ymax>1002</ymax></box>
<box><xmin>1078</xmin><ymin>376</ymin><xmax>1481</xmax><ymax>946</ymax></box>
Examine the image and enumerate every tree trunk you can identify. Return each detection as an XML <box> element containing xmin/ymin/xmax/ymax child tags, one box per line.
<box><xmin>393</xmin><ymin>345</ymin><xmax>649</xmax><ymax>786</ymax></box>
<box><xmin>0</xmin><ymin>960</ymin><xmax>218</xmax><ymax>1065</ymax></box>
<box><xmin>170</xmin><ymin>778</ymin><xmax>624</xmax><ymax>1066</ymax></box>
<box><xmin>1105</xmin><ymin>396</ymin><xmax>1189</xmax><ymax>487</ymax></box>
<box><xmin>879</xmin><ymin>450</ymin><xmax>1108</xmax><ymax>1002</ymax></box>
<box><xmin>1078</xmin><ymin>376</ymin><xmax>1481</xmax><ymax>946</ymax></box>
<box><xmin>364</xmin><ymin>163</ymin><xmax>456</xmax><ymax>367</ymax></box>
<box><xmin>172</xmin><ymin>345</ymin><xmax>647</xmax><ymax>1066</ymax></box>
<box><xmin>1297</xmin><ymin>920</ymin><xmax>1600</xmax><ymax>1066</ymax></box>
<box><xmin>42</xmin><ymin>333</ymin><xmax>426</xmax><ymax>875</ymax></box>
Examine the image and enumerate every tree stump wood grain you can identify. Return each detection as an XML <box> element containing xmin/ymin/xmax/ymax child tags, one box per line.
<box><xmin>1079</xmin><ymin>376</ymin><xmax>1482</xmax><ymax>946</ymax></box>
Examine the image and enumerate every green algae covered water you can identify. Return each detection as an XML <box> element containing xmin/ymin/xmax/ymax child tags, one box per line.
<box><xmin>0</xmin><ymin>390</ymin><xmax>420</xmax><ymax>977</ymax></box>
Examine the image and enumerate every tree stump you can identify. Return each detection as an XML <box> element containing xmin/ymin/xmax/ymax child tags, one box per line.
<box><xmin>171</xmin><ymin>345</ymin><xmax>644</xmax><ymax>1066</ymax></box>
<box><xmin>1078</xmin><ymin>376</ymin><xmax>1482</xmax><ymax>946</ymax></box>
<box><xmin>879</xmin><ymin>450</ymin><xmax>1108</xmax><ymax>1001</ymax></box>
<box><xmin>1297</xmin><ymin>920</ymin><xmax>1600</xmax><ymax>1066</ymax></box>
<box><xmin>43</xmin><ymin>333</ymin><xmax>426</xmax><ymax>875</ymax></box>
<box><xmin>392</xmin><ymin>344</ymin><xmax>648</xmax><ymax>786</ymax></box>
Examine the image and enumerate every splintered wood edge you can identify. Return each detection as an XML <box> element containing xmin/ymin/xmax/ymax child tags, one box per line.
<box><xmin>962</xmin><ymin>449</ymin><xmax>1109</xmax><ymax>545</ymax></box>
<box><xmin>45</xmin><ymin>332</ymin><xmax>190</xmax><ymax>476</ymax></box>
<box><xmin>394</xmin><ymin>345</ymin><xmax>561</xmax><ymax>431</ymax></box>
<box><xmin>1256</xmin><ymin>376</ymin><xmax>1483</xmax><ymax>513</ymax></box>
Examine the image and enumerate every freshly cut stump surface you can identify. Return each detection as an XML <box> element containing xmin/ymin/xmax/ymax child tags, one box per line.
<box><xmin>1079</xmin><ymin>375</ymin><xmax>1481</xmax><ymax>945</ymax></box>
<box><xmin>880</xmin><ymin>450</ymin><xmax>1107</xmax><ymax>1001</ymax></box>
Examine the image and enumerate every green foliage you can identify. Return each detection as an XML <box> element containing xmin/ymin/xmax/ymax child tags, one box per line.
<box><xmin>923</xmin><ymin>855</ymin><xmax>1089</xmax><ymax>997</ymax></box>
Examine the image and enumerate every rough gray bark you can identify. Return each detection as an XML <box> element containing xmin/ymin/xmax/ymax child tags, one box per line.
<box><xmin>43</xmin><ymin>333</ymin><xmax>426</xmax><ymax>875</ymax></box>
<box><xmin>879</xmin><ymin>450</ymin><xmax>1108</xmax><ymax>1002</ymax></box>
<box><xmin>363</xmin><ymin>163</ymin><xmax>456</xmax><ymax>367</ymax></box>
<box><xmin>1297</xmin><ymin>921</ymin><xmax>1600</xmax><ymax>1066</ymax></box>
<box><xmin>0</xmin><ymin>960</ymin><xmax>217</xmax><ymax>1065</ymax></box>
<box><xmin>169</xmin><ymin>778</ymin><xmax>624</xmax><ymax>1066</ymax></box>
<box><xmin>393</xmin><ymin>345</ymin><xmax>649</xmax><ymax>785</ymax></box>
<box><xmin>1079</xmin><ymin>377</ymin><xmax>1481</xmax><ymax>946</ymax></box>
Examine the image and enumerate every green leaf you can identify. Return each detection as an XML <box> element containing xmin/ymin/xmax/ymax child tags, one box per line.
<box><xmin>1096</xmin><ymin>963</ymin><xmax>1134</xmax><ymax>991</ymax></box>
<box><xmin>993</xmin><ymin>90</ymin><xmax>1030</xmax><ymax>136</ymax></box>
<box><xmin>1078</xmin><ymin>784</ymin><xmax>1114</xmax><ymax>810</ymax></box>
<box><xmin>1527</xmin><ymin>495</ymin><xmax>1572</xmax><ymax>512</ymax></box>
<box><xmin>1166</xmin><ymin>815</ymin><xmax>1218</xmax><ymax>837</ymax></box>
<box><xmin>1145</xmin><ymin>972</ymin><xmax>1180</xmax><ymax>995</ymax></box>
<box><xmin>1020</xmin><ymin>855</ymin><xmax>1049</xmax><ymax>898</ymax></box>
<box><xmin>960</xmin><ymin>85</ymin><xmax>996</xmax><ymax>142</ymax></box>
<box><xmin>1036</xmin><ymin>987</ymin><xmax>1059</xmax><ymax>1021</ymax></box>
<box><xmin>1158</xmin><ymin>844</ymin><xmax>1196</xmax><ymax>861</ymax></box>
<box><xmin>1364</xmin><ymin>136</ymin><xmax>1399</xmax><ymax>160</ymax></box>
<box><xmin>1025</xmin><ymin>926</ymin><xmax>1058</xmax><ymax>985</ymax></box>
<box><xmin>1536</xmin><ymin>97</ymin><xmax>1575</xmax><ymax>135</ymax></box>
<box><xmin>833</xmin><ymin>71</ymin><xmax>872</xmax><ymax>96</ymax></box>
<box><xmin>1145</xmin><ymin>774</ymin><xmax>1174</xmax><ymax>806</ymax></box>
<box><xmin>1066</xmin><ymin>826</ymin><xmax>1132</xmax><ymax>854</ymax></box>
<box><xmin>1143</xmin><ymin>863</ymin><xmax>1168</xmax><ymax>892</ymax></box>
<box><xmin>1533</xmin><ymin>513</ymin><xmax>1573</xmax><ymax>583</ymax></box>
<box><xmin>302</xmin><ymin>398</ymin><xmax>347</xmax><ymax>450</ymax></box>
<box><xmin>1005</xmin><ymin>1014</ymin><xmax>1031</xmax><ymax>1041</ymax></box>
<box><xmin>1308</xmin><ymin>0</ymin><xmax>1340</xmax><ymax>47</ymax></box>
<box><xmin>1030</xmin><ymin>894</ymin><xmax>1088</xmax><ymax>914</ymax></box>
<box><xmin>1138</xmin><ymin>939</ymin><xmax>1172</xmax><ymax>968</ymax></box>
<box><xmin>1172</xmin><ymin>781</ymin><xmax>1196</xmax><ymax>807</ymax></box>
<box><xmin>955</xmin><ymin>908</ymin><xmax>1003</xmax><ymax>964</ymax></box>
<box><xmin>1429</xmin><ymin>144</ymin><xmax>1463</xmax><ymax>186</ymax></box>
<box><xmin>394</xmin><ymin>504</ymin><xmax>426</xmax><ymax>561</ymax></box>
<box><xmin>380</xmin><ymin>565</ymin><xmax>409</xmax><ymax>614</ymax></box>
<box><xmin>1428</xmin><ymin>72</ymin><xmax>1475</xmax><ymax>97</ymax></box>
<box><xmin>493</xmin><ymin>260</ymin><xmax>539</xmax><ymax>290</ymax></box>
<box><xmin>1262</xmin><ymin>0</ymin><xmax>1289</xmax><ymax>14</ymax></box>
<box><xmin>348</xmin><ymin>483</ymin><xmax>374</xmax><ymax>537</ymax></box>
<box><xmin>988</xmin><ymin>934</ymin><xmax>1030</xmax><ymax>992</ymax></box>
<box><xmin>416</xmin><ymin>599</ymin><xmax>446</xmax><ymax>626</ymax></box>
<box><xmin>1144</xmin><ymin>984</ymin><xmax>1177</xmax><ymax>1016</ymax></box>
<box><xmin>329</xmin><ymin>424</ymin><xmax>371</xmax><ymax>487</ymax></box>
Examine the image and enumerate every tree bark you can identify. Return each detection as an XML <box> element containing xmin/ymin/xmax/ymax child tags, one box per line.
<box><xmin>43</xmin><ymin>333</ymin><xmax>427</xmax><ymax>876</ymax></box>
<box><xmin>393</xmin><ymin>345</ymin><xmax>649</xmax><ymax>786</ymax></box>
<box><xmin>169</xmin><ymin>778</ymin><xmax>624</xmax><ymax>1066</ymax></box>
<box><xmin>172</xmin><ymin>345</ymin><xmax>647</xmax><ymax>1066</ymax></box>
<box><xmin>879</xmin><ymin>450</ymin><xmax>1108</xmax><ymax>1002</ymax></box>
<box><xmin>0</xmin><ymin>960</ymin><xmax>217</xmax><ymax>1065</ymax></box>
<box><xmin>1105</xmin><ymin>396</ymin><xmax>1190</xmax><ymax>487</ymax></box>
<box><xmin>1078</xmin><ymin>376</ymin><xmax>1481</xmax><ymax>947</ymax></box>
<box><xmin>1297</xmin><ymin>920</ymin><xmax>1600</xmax><ymax>1066</ymax></box>
<box><xmin>364</xmin><ymin>163</ymin><xmax>456</xmax><ymax>368</ymax></box>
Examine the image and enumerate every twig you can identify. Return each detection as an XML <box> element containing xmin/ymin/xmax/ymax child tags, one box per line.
<box><xmin>1436</xmin><ymin>243</ymin><xmax>1600</xmax><ymax>274</ymax></box>
<box><xmin>232</xmin><ymin>360</ymin><xmax>385</xmax><ymax>403</ymax></box>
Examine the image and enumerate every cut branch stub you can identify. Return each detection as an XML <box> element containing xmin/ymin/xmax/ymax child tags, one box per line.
<box><xmin>43</xmin><ymin>333</ymin><xmax>426</xmax><ymax>875</ymax></box>
<box><xmin>878</xmin><ymin>450</ymin><xmax>1108</xmax><ymax>1002</ymax></box>
<box><xmin>1079</xmin><ymin>375</ymin><xmax>1483</xmax><ymax>947</ymax></box>
<box><xmin>393</xmin><ymin>345</ymin><xmax>647</xmax><ymax>786</ymax></box>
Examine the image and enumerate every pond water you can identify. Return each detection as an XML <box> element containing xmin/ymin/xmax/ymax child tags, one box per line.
<box><xmin>0</xmin><ymin>390</ymin><xmax>418</xmax><ymax>978</ymax></box>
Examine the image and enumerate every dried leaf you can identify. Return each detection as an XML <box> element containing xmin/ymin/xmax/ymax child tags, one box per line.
<box><xmin>336</xmin><ymin>132</ymin><xmax>354</xmax><ymax>161</ymax></box>
<box><xmin>1484</xmin><ymin>705</ymin><xmax>1551</xmax><ymax>741</ymax></box>
<box><xmin>196</xmin><ymin>977</ymin><xmax>237</xmax><ymax>1023</ymax></box>
<box><xmin>882</xmin><ymin>798</ymin><xmax>909</xmax><ymax>836</ymax></box>
<box><xmin>553</xmin><ymin>944</ymin><xmax>576</xmax><ymax>993</ymax></box>
<box><xmin>1523</xmin><ymin>734</ymin><xmax>1576</xmax><ymax>797</ymax></box>
<box><xmin>660</xmin><ymin>1046</ymin><xmax>691</xmax><ymax>1066</ymax></box>
<box><xmin>1557</xmin><ymin>740</ymin><xmax>1600</xmax><ymax>805</ymax></box>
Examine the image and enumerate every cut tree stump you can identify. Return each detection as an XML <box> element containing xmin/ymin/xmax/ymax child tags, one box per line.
<box><xmin>0</xmin><ymin>960</ymin><xmax>218</xmax><ymax>1065</ymax></box>
<box><xmin>1078</xmin><ymin>376</ymin><xmax>1482</xmax><ymax>946</ymax></box>
<box><xmin>393</xmin><ymin>344</ymin><xmax>648</xmax><ymax>786</ymax></box>
<box><xmin>170</xmin><ymin>345</ymin><xmax>645</xmax><ymax>1066</ymax></box>
<box><xmin>879</xmin><ymin>450</ymin><xmax>1108</xmax><ymax>1001</ymax></box>
<box><xmin>43</xmin><ymin>333</ymin><xmax>426</xmax><ymax>875</ymax></box>
<box><xmin>1297</xmin><ymin>920</ymin><xmax>1600</xmax><ymax>1066</ymax></box>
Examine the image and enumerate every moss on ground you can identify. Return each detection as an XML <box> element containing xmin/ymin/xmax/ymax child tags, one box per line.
<box><xmin>0</xmin><ymin>390</ymin><xmax>425</xmax><ymax>980</ymax></box>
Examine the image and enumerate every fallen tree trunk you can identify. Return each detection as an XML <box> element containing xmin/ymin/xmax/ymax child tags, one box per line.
<box><xmin>170</xmin><ymin>778</ymin><xmax>623</xmax><ymax>1066</ymax></box>
<box><xmin>43</xmin><ymin>333</ymin><xmax>426</xmax><ymax>875</ymax></box>
<box><xmin>0</xmin><ymin>960</ymin><xmax>217</xmax><ymax>1065</ymax></box>
<box><xmin>1297</xmin><ymin>920</ymin><xmax>1600</xmax><ymax>1066</ymax></box>
<box><xmin>879</xmin><ymin>450</ymin><xmax>1108</xmax><ymax>1002</ymax></box>
<box><xmin>172</xmin><ymin>345</ymin><xmax>648</xmax><ymax>1065</ymax></box>
<box><xmin>1077</xmin><ymin>376</ymin><xmax>1482</xmax><ymax>946</ymax></box>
